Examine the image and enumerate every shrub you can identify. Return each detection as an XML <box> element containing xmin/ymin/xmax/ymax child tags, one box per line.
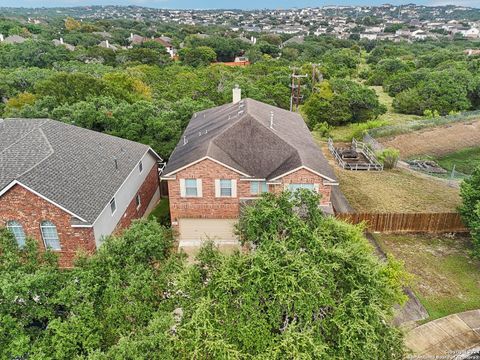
<box><xmin>313</xmin><ymin>121</ymin><xmax>331</xmax><ymax>137</ymax></box>
<box><xmin>376</xmin><ymin>148</ymin><xmax>400</xmax><ymax>169</ymax></box>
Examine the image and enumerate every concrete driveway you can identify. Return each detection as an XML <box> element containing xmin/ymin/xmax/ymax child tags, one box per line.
<box><xmin>405</xmin><ymin>310</ymin><xmax>480</xmax><ymax>358</ymax></box>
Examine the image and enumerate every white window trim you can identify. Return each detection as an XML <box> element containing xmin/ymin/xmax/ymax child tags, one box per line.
<box><xmin>180</xmin><ymin>178</ymin><xmax>202</xmax><ymax>198</ymax></box>
<box><xmin>110</xmin><ymin>197</ymin><xmax>117</xmax><ymax>215</ymax></box>
<box><xmin>40</xmin><ymin>221</ymin><xmax>61</xmax><ymax>251</ymax></box>
<box><xmin>6</xmin><ymin>220</ymin><xmax>26</xmax><ymax>247</ymax></box>
<box><xmin>215</xmin><ymin>179</ymin><xmax>237</xmax><ymax>198</ymax></box>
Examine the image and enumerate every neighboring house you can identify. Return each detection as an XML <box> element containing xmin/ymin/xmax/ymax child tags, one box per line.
<box><xmin>281</xmin><ymin>35</ymin><xmax>305</xmax><ymax>48</ymax></box>
<box><xmin>52</xmin><ymin>38</ymin><xmax>75</xmax><ymax>51</ymax></box>
<box><xmin>162</xmin><ymin>92</ymin><xmax>338</xmax><ymax>249</ymax></box>
<box><xmin>0</xmin><ymin>119</ymin><xmax>162</xmax><ymax>267</ymax></box>
<box><xmin>2</xmin><ymin>35</ymin><xmax>27</xmax><ymax>44</ymax></box>
<box><xmin>127</xmin><ymin>34</ymin><xmax>177</xmax><ymax>58</ymax></box>
<box><xmin>98</xmin><ymin>40</ymin><xmax>119</xmax><ymax>51</ymax></box>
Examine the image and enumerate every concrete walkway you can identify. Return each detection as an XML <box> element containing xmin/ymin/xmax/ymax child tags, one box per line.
<box><xmin>405</xmin><ymin>310</ymin><xmax>480</xmax><ymax>358</ymax></box>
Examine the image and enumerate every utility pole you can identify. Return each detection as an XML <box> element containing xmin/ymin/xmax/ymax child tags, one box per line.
<box><xmin>289</xmin><ymin>67</ymin><xmax>308</xmax><ymax>112</ymax></box>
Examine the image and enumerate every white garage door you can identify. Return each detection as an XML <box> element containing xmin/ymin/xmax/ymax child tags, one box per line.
<box><xmin>178</xmin><ymin>219</ymin><xmax>237</xmax><ymax>245</ymax></box>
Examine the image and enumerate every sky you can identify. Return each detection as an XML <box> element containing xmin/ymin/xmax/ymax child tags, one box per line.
<box><xmin>1</xmin><ymin>0</ymin><xmax>479</xmax><ymax>9</ymax></box>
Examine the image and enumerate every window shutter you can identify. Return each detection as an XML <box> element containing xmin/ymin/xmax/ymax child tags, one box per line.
<box><xmin>197</xmin><ymin>179</ymin><xmax>203</xmax><ymax>197</ymax></box>
<box><xmin>180</xmin><ymin>179</ymin><xmax>186</xmax><ymax>197</ymax></box>
<box><xmin>215</xmin><ymin>179</ymin><xmax>221</xmax><ymax>197</ymax></box>
<box><xmin>231</xmin><ymin>180</ymin><xmax>237</xmax><ymax>198</ymax></box>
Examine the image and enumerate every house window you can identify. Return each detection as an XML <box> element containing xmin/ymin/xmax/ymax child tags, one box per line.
<box><xmin>185</xmin><ymin>179</ymin><xmax>198</xmax><ymax>197</ymax></box>
<box><xmin>138</xmin><ymin>161</ymin><xmax>143</xmax><ymax>173</ymax></box>
<box><xmin>288</xmin><ymin>183</ymin><xmax>315</xmax><ymax>192</ymax></box>
<box><xmin>40</xmin><ymin>221</ymin><xmax>61</xmax><ymax>250</ymax></box>
<box><xmin>110</xmin><ymin>197</ymin><xmax>116</xmax><ymax>214</ymax></box>
<box><xmin>6</xmin><ymin>220</ymin><xmax>26</xmax><ymax>248</ymax></box>
<box><xmin>250</xmin><ymin>181</ymin><xmax>268</xmax><ymax>195</ymax></box>
<box><xmin>136</xmin><ymin>193</ymin><xmax>141</xmax><ymax>208</ymax></box>
<box><xmin>220</xmin><ymin>179</ymin><xmax>232</xmax><ymax>197</ymax></box>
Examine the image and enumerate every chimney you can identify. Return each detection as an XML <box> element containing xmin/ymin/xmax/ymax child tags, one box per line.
<box><xmin>0</xmin><ymin>34</ymin><xmax>4</xmax><ymax>42</ymax></box>
<box><xmin>130</xmin><ymin>32</ymin><xmax>134</xmax><ymax>39</ymax></box>
<box><xmin>60</xmin><ymin>37</ymin><xmax>64</xmax><ymax>44</ymax></box>
<box><xmin>105</xmin><ymin>40</ymin><xmax>109</xmax><ymax>48</ymax></box>
<box><xmin>232</xmin><ymin>84</ymin><xmax>241</xmax><ymax>104</ymax></box>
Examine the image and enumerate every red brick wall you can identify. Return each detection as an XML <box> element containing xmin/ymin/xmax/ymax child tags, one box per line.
<box><xmin>114</xmin><ymin>163</ymin><xmax>160</xmax><ymax>232</ymax></box>
<box><xmin>271</xmin><ymin>168</ymin><xmax>332</xmax><ymax>205</ymax></box>
<box><xmin>167</xmin><ymin>160</ymin><xmax>333</xmax><ymax>224</ymax></box>
<box><xmin>0</xmin><ymin>184</ymin><xmax>96</xmax><ymax>268</ymax></box>
<box><xmin>168</xmin><ymin>159</ymin><xmax>246</xmax><ymax>222</ymax></box>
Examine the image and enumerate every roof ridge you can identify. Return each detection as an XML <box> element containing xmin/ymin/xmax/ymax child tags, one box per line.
<box><xmin>0</xmin><ymin>119</ymin><xmax>49</xmax><ymax>156</ymax></box>
<box><xmin>207</xmin><ymin>102</ymin><xmax>247</xmax><ymax>151</ymax></box>
<box><xmin>16</xmin><ymin>127</ymin><xmax>55</xmax><ymax>180</ymax></box>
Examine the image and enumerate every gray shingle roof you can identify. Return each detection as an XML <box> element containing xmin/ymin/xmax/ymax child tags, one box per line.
<box><xmin>0</xmin><ymin>119</ymin><xmax>160</xmax><ymax>224</ymax></box>
<box><xmin>163</xmin><ymin>98</ymin><xmax>337</xmax><ymax>183</ymax></box>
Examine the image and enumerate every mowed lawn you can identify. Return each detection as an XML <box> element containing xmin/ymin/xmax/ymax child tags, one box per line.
<box><xmin>375</xmin><ymin>233</ymin><xmax>480</xmax><ymax>321</ymax></box>
<box><xmin>436</xmin><ymin>146</ymin><xmax>480</xmax><ymax>175</ymax></box>
<box><xmin>335</xmin><ymin>167</ymin><xmax>461</xmax><ymax>213</ymax></box>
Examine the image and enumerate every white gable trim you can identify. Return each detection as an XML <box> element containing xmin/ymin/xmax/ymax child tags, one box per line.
<box><xmin>269</xmin><ymin>166</ymin><xmax>339</xmax><ymax>184</ymax></box>
<box><xmin>0</xmin><ymin>180</ymin><xmax>89</xmax><ymax>224</ymax></box>
<box><xmin>162</xmin><ymin>156</ymin><xmax>250</xmax><ymax>177</ymax></box>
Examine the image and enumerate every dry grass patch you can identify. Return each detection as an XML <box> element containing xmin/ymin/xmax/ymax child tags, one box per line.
<box><xmin>335</xmin><ymin>167</ymin><xmax>460</xmax><ymax>213</ymax></box>
<box><xmin>375</xmin><ymin>233</ymin><xmax>480</xmax><ymax>321</ymax></box>
<box><xmin>379</xmin><ymin>120</ymin><xmax>480</xmax><ymax>159</ymax></box>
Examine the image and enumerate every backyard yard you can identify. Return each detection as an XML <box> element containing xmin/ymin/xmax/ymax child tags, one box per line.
<box><xmin>375</xmin><ymin>233</ymin><xmax>480</xmax><ymax>321</ymax></box>
<box><xmin>334</xmin><ymin>167</ymin><xmax>461</xmax><ymax>213</ymax></box>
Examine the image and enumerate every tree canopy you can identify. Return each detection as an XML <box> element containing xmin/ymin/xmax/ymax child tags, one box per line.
<box><xmin>0</xmin><ymin>191</ymin><xmax>409</xmax><ymax>359</ymax></box>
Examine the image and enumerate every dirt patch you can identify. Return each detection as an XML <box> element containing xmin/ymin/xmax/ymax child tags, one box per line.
<box><xmin>379</xmin><ymin>120</ymin><xmax>480</xmax><ymax>158</ymax></box>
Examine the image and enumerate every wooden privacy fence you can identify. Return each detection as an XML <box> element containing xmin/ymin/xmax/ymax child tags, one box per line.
<box><xmin>336</xmin><ymin>212</ymin><xmax>468</xmax><ymax>233</ymax></box>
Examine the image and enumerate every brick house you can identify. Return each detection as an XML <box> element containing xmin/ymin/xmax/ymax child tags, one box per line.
<box><xmin>0</xmin><ymin>119</ymin><xmax>162</xmax><ymax>267</ymax></box>
<box><xmin>162</xmin><ymin>95</ymin><xmax>338</xmax><ymax>249</ymax></box>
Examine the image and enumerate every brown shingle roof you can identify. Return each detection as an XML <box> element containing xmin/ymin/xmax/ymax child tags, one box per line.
<box><xmin>163</xmin><ymin>99</ymin><xmax>337</xmax><ymax>183</ymax></box>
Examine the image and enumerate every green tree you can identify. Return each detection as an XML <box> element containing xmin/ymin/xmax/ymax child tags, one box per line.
<box><xmin>179</xmin><ymin>46</ymin><xmax>217</xmax><ymax>67</ymax></box>
<box><xmin>459</xmin><ymin>167</ymin><xmax>480</xmax><ymax>257</ymax></box>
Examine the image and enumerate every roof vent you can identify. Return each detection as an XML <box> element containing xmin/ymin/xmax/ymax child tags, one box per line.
<box><xmin>238</xmin><ymin>110</ymin><xmax>244</xmax><ymax>116</ymax></box>
<box><xmin>114</xmin><ymin>158</ymin><xmax>118</xmax><ymax>170</ymax></box>
<box><xmin>183</xmin><ymin>136</ymin><xmax>188</xmax><ymax>145</ymax></box>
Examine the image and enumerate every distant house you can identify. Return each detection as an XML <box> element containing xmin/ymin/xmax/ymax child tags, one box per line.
<box><xmin>281</xmin><ymin>35</ymin><xmax>305</xmax><ymax>47</ymax></box>
<box><xmin>128</xmin><ymin>33</ymin><xmax>177</xmax><ymax>58</ymax></box>
<box><xmin>0</xmin><ymin>119</ymin><xmax>162</xmax><ymax>267</ymax></box>
<box><xmin>360</xmin><ymin>33</ymin><xmax>378</xmax><ymax>40</ymax></box>
<box><xmin>1</xmin><ymin>35</ymin><xmax>27</xmax><ymax>44</ymax></box>
<box><xmin>52</xmin><ymin>38</ymin><xmax>75</xmax><ymax>51</ymax></box>
<box><xmin>162</xmin><ymin>89</ymin><xmax>338</xmax><ymax>250</ymax></box>
<box><xmin>98</xmin><ymin>40</ymin><xmax>119</xmax><ymax>51</ymax></box>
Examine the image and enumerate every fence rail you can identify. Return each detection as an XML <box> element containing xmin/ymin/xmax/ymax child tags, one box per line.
<box><xmin>328</xmin><ymin>138</ymin><xmax>383</xmax><ymax>171</ymax></box>
<box><xmin>368</xmin><ymin>110</ymin><xmax>480</xmax><ymax>139</ymax></box>
<box><xmin>336</xmin><ymin>212</ymin><xmax>467</xmax><ymax>233</ymax></box>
